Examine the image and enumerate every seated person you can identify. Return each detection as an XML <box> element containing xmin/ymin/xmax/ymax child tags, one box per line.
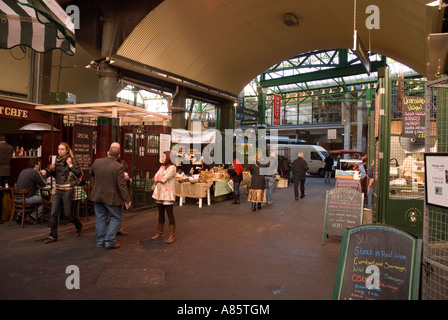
<box><xmin>201</xmin><ymin>159</ymin><xmax>214</xmax><ymax>171</ymax></box>
<box><xmin>15</xmin><ymin>158</ymin><xmax>47</xmax><ymax>223</ymax></box>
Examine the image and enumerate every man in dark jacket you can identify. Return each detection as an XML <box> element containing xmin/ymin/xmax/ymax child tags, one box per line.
<box><xmin>291</xmin><ymin>152</ymin><xmax>309</xmax><ymax>200</ymax></box>
<box><xmin>324</xmin><ymin>155</ymin><xmax>334</xmax><ymax>184</ymax></box>
<box><xmin>0</xmin><ymin>134</ymin><xmax>13</xmax><ymax>187</ymax></box>
<box><xmin>15</xmin><ymin>158</ymin><xmax>47</xmax><ymax>223</ymax></box>
<box><xmin>89</xmin><ymin>144</ymin><xmax>131</xmax><ymax>249</ymax></box>
<box><xmin>279</xmin><ymin>156</ymin><xmax>291</xmax><ymax>184</ymax></box>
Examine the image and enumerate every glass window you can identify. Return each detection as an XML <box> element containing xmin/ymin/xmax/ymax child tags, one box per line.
<box><xmin>299</xmin><ymin>103</ymin><xmax>312</xmax><ymax>124</ymax></box>
<box><xmin>284</xmin><ymin>105</ymin><xmax>298</xmax><ymax>125</ymax></box>
<box><xmin>311</xmin><ymin>152</ymin><xmax>321</xmax><ymax>160</ymax></box>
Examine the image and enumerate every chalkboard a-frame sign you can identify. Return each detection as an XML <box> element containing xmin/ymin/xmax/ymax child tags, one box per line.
<box><xmin>332</xmin><ymin>224</ymin><xmax>422</xmax><ymax>300</ymax></box>
<box><xmin>322</xmin><ymin>187</ymin><xmax>364</xmax><ymax>245</ymax></box>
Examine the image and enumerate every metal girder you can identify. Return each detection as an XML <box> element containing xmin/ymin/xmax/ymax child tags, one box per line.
<box><xmin>260</xmin><ymin>59</ymin><xmax>387</xmax><ymax>87</ymax></box>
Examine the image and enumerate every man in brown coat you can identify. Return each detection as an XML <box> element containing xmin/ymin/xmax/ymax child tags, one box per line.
<box><xmin>0</xmin><ymin>134</ymin><xmax>13</xmax><ymax>187</ymax></box>
<box><xmin>89</xmin><ymin>144</ymin><xmax>131</xmax><ymax>249</ymax></box>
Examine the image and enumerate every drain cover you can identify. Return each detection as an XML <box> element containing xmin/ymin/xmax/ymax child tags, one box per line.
<box><xmin>97</xmin><ymin>268</ymin><xmax>165</xmax><ymax>288</ymax></box>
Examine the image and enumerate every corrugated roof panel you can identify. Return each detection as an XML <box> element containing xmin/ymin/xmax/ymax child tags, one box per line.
<box><xmin>117</xmin><ymin>0</ymin><xmax>429</xmax><ymax>96</ymax></box>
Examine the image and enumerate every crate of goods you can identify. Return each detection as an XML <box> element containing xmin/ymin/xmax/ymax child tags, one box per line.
<box><xmin>276</xmin><ymin>179</ymin><xmax>288</xmax><ymax>188</ymax></box>
<box><xmin>335</xmin><ymin>169</ymin><xmax>354</xmax><ymax>180</ymax></box>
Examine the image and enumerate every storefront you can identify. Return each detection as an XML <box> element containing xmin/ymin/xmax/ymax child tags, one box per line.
<box><xmin>0</xmin><ymin>97</ymin><xmax>62</xmax><ymax>184</ymax></box>
<box><xmin>35</xmin><ymin>101</ymin><xmax>172</xmax><ymax>211</ymax></box>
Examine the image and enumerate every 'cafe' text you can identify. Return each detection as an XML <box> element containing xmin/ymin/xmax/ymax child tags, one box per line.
<box><xmin>0</xmin><ymin>106</ymin><xmax>29</xmax><ymax>118</ymax></box>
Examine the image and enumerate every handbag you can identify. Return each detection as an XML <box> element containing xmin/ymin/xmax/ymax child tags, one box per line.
<box><xmin>68</xmin><ymin>170</ymin><xmax>82</xmax><ymax>187</ymax></box>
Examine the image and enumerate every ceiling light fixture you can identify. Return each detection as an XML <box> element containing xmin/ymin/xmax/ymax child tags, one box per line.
<box><xmin>84</xmin><ymin>57</ymin><xmax>115</xmax><ymax>69</ymax></box>
<box><xmin>283</xmin><ymin>12</ymin><xmax>298</xmax><ymax>27</ymax></box>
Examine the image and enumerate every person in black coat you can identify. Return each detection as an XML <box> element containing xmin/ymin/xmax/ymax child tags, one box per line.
<box><xmin>248</xmin><ymin>152</ymin><xmax>267</xmax><ymax>211</ymax></box>
<box><xmin>324</xmin><ymin>154</ymin><xmax>334</xmax><ymax>184</ymax></box>
<box><xmin>0</xmin><ymin>134</ymin><xmax>13</xmax><ymax>187</ymax></box>
<box><xmin>291</xmin><ymin>152</ymin><xmax>309</xmax><ymax>200</ymax></box>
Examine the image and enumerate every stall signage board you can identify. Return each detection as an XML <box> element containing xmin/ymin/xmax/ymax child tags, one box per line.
<box><xmin>72</xmin><ymin>125</ymin><xmax>93</xmax><ymax>178</ymax></box>
<box><xmin>322</xmin><ymin>187</ymin><xmax>363</xmax><ymax>245</ymax></box>
<box><xmin>333</xmin><ymin>224</ymin><xmax>422</xmax><ymax>300</ymax></box>
<box><xmin>402</xmin><ymin>96</ymin><xmax>425</xmax><ymax>138</ymax></box>
<box><xmin>424</xmin><ymin>153</ymin><xmax>448</xmax><ymax>209</ymax></box>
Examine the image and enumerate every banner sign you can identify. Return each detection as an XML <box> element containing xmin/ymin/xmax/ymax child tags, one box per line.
<box><xmin>171</xmin><ymin>129</ymin><xmax>216</xmax><ymax>144</ymax></box>
<box><xmin>273</xmin><ymin>94</ymin><xmax>281</xmax><ymax>126</ymax></box>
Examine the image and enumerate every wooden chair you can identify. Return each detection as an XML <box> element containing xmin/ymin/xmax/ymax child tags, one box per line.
<box><xmin>8</xmin><ymin>187</ymin><xmax>40</xmax><ymax>228</ymax></box>
<box><xmin>39</xmin><ymin>186</ymin><xmax>52</xmax><ymax>225</ymax></box>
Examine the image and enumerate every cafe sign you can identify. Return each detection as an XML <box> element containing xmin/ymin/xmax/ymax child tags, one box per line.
<box><xmin>0</xmin><ymin>106</ymin><xmax>29</xmax><ymax>119</ymax></box>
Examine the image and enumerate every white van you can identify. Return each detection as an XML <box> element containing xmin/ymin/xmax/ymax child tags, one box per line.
<box><xmin>276</xmin><ymin>144</ymin><xmax>331</xmax><ymax>176</ymax></box>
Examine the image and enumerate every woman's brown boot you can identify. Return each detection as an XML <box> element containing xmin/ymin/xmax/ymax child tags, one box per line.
<box><xmin>166</xmin><ymin>224</ymin><xmax>175</xmax><ymax>244</ymax></box>
<box><xmin>151</xmin><ymin>223</ymin><xmax>164</xmax><ymax>240</ymax></box>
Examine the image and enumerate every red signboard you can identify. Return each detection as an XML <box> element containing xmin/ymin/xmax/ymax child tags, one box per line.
<box><xmin>273</xmin><ymin>94</ymin><xmax>281</xmax><ymax>126</ymax></box>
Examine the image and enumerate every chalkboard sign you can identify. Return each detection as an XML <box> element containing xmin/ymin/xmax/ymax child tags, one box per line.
<box><xmin>333</xmin><ymin>224</ymin><xmax>422</xmax><ymax>300</ymax></box>
<box><xmin>322</xmin><ymin>187</ymin><xmax>364</xmax><ymax>245</ymax></box>
<box><xmin>72</xmin><ymin>125</ymin><xmax>93</xmax><ymax>178</ymax></box>
<box><xmin>402</xmin><ymin>95</ymin><xmax>425</xmax><ymax>138</ymax></box>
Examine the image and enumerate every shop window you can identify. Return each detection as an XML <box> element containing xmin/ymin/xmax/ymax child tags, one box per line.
<box><xmin>298</xmin><ymin>103</ymin><xmax>312</xmax><ymax>124</ymax></box>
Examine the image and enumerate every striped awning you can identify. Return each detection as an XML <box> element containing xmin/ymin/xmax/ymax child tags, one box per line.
<box><xmin>0</xmin><ymin>0</ymin><xmax>75</xmax><ymax>55</ymax></box>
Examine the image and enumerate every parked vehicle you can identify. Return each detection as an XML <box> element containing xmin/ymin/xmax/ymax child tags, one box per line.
<box><xmin>276</xmin><ymin>144</ymin><xmax>330</xmax><ymax>177</ymax></box>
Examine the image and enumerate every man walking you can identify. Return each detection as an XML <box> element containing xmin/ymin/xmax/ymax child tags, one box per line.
<box><xmin>111</xmin><ymin>141</ymin><xmax>130</xmax><ymax>236</ymax></box>
<box><xmin>291</xmin><ymin>152</ymin><xmax>309</xmax><ymax>200</ymax></box>
<box><xmin>324</xmin><ymin>154</ymin><xmax>334</xmax><ymax>184</ymax></box>
<box><xmin>89</xmin><ymin>144</ymin><xmax>131</xmax><ymax>249</ymax></box>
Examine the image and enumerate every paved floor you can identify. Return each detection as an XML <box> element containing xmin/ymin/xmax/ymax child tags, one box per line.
<box><xmin>0</xmin><ymin>176</ymin><xmax>343</xmax><ymax>300</ymax></box>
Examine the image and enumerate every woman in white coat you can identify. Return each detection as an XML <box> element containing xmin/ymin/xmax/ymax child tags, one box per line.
<box><xmin>151</xmin><ymin>150</ymin><xmax>177</xmax><ymax>243</ymax></box>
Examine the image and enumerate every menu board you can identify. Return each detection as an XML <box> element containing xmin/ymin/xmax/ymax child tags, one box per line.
<box><xmin>72</xmin><ymin>125</ymin><xmax>93</xmax><ymax>178</ymax></box>
<box><xmin>333</xmin><ymin>224</ymin><xmax>422</xmax><ymax>300</ymax></box>
<box><xmin>402</xmin><ymin>95</ymin><xmax>425</xmax><ymax>138</ymax></box>
<box><xmin>425</xmin><ymin>153</ymin><xmax>448</xmax><ymax>209</ymax></box>
<box><xmin>322</xmin><ymin>187</ymin><xmax>364</xmax><ymax>245</ymax></box>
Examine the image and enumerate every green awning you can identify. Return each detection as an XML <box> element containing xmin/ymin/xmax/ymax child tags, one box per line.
<box><xmin>0</xmin><ymin>0</ymin><xmax>75</xmax><ymax>55</ymax></box>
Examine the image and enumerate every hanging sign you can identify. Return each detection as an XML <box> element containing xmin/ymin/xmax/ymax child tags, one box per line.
<box><xmin>273</xmin><ymin>94</ymin><xmax>281</xmax><ymax>126</ymax></box>
<box><xmin>353</xmin><ymin>31</ymin><xmax>370</xmax><ymax>75</ymax></box>
<box><xmin>402</xmin><ymin>96</ymin><xmax>425</xmax><ymax>138</ymax></box>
